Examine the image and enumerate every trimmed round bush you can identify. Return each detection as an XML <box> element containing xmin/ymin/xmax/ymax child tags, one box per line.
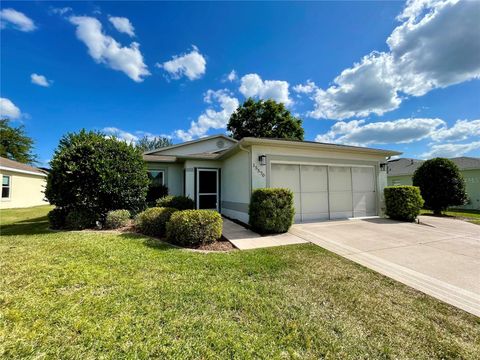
<box><xmin>384</xmin><ymin>186</ymin><xmax>424</xmax><ymax>222</ymax></box>
<box><xmin>48</xmin><ymin>207</ymin><xmax>68</xmax><ymax>229</ymax></box>
<box><xmin>166</xmin><ymin>210</ymin><xmax>222</xmax><ymax>246</ymax></box>
<box><xmin>45</xmin><ymin>130</ymin><xmax>149</xmax><ymax>224</ymax></box>
<box><xmin>135</xmin><ymin>207</ymin><xmax>177</xmax><ymax>237</ymax></box>
<box><xmin>249</xmin><ymin>188</ymin><xmax>294</xmax><ymax>233</ymax></box>
<box><xmin>156</xmin><ymin>195</ymin><xmax>195</xmax><ymax>210</ymax></box>
<box><xmin>105</xmin><ymin>209</ymin><xmax>131</xmax><ymax>229</ymax></box>
<box><xmin>413</xmin><ymin>158</ymin><xmax>467</xmax><ymax>215</ymax></box>
<box><xmin>65</xmin><ymin>208</ymin><xmax>98</xmax><ymax>230</ymax></box>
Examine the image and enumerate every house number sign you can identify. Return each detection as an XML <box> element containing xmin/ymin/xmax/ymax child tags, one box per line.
<box><xmin>253</xmin><ymin>163</ymin><xmax>265</xmax><ymax>177</ymax></box>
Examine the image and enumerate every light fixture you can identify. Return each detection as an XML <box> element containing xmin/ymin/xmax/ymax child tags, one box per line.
<box><xmin>258</xmin><ymin>155</ymin><xmax>267</xmax><ymax>166</ymax></box>
<box><xmin>380</xmin><ymin>163</ymin><xmax>387</xmax><ymax>171</ymax></box>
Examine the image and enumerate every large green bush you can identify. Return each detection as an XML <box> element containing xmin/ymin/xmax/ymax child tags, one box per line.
<box><xmin>166</xmin><ymin>210</ymin><xmax>222</xmax><ymax>246</ymax></box>
<box><xmin>413</xmin><ymin>158</ymin><xmax>467</xmax><ymax>214</ymax></box>
<box><xmin>105</xmin><ymin>209</ymin><xmax>131</xmax><ymax>229</ymax></box>
<box><xmin>156</xmin><ymin>195</ymin><xmax>195</xmax><ymax>210</ymax></box>
<box><xmin>47</xmin><ymin>207</ymin><xmax>68</xmax><ymax>230</ymax></box>
<box><xmin>249</xmin><ymin>188</ymin><xmax>294</xmax><ymax>233</ymax></box>
<box><xmin>45</xmin><ymin>130</ymin><xmax>149</xmax><ymax>225</ymax></box>
<box><xmin>384</xmin><ymin>186</ymin><xmax>424</xmax><ymax>222</ymax></box>
<box><xmin>65</xmin><ymin>208</ymin><xmax>98</xmax><ymax>230</ymax></box>
<box><xmin>146</xmin><ymin>184</ymin><xmax>168</xmax><ymax>206</ymax></box>
<box><xmin>135</xmin><ymin>207</ymin><xmax>177</xmax><ymax>237</ymax></box>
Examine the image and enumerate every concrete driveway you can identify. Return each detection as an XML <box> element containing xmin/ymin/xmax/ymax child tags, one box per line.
<box><xmin>289</xmin><ymin>216</ymin><xmax>480</xmax><ymax>317</ymax></box>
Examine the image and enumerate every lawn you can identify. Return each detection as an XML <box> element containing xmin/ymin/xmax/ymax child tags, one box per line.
<box><xmin>1</xmin><ymin>206</ymin><xmax>479</xmax><ymax>359</ymax></box>
<box><xmin>421</xmin><ymin>208</ymin><xmax>480</xmax><ymax>225</ymax></box>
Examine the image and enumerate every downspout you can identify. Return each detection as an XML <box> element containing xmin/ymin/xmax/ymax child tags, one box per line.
<box><xmin>239</xmin><ymin>144</ymin><xmax>253</xmax><ymax>196</ymax></box>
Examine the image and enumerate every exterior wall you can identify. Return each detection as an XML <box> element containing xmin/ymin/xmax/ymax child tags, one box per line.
<box><xmin>387</xmin><ymin>170</ymin><xmax>480</xmax><ymax>210</ymax></box>
<box><xmin>154</xmin><ymin>137</ymin><xmax>236</xmax><ymax>156</ymax></box>
<box><xmin>250</xmin><ymin>145</ymin><xmax>388</xmax><ymax>217</ymax></box>
<box><xmin>0</xmin><ymin>170</ymin><xmax>48</xmax><ymax>209</ymax></box>
<box><xmin>145</xmin><ymin>162</ymin><xmax>184</xmax><ymax>196</ymax></box>
<box><xmin>220</xmin><ymin>149</ymin><xmax>250</xmax><ymax>223</ymax></box>
<box><xmin>387</xmin><ymin>175</ymin><xmax>413</xmax><ymax>186</ymax></box>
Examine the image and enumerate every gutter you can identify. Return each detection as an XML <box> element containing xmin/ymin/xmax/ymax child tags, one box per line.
<box><xmin>0</xmin><ymin>166</ymin><xmax>47</xmax><ymax>177</ymax></box>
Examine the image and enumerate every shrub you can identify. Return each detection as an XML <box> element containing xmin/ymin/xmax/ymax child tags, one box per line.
<box><xmin>156</xmin><ymin>195</ymin><xmax>195</xmax><ymax>210</ymax></box>
<box><xmin>166</xmin><ymin>210</ymin><xmax>222</xmax><ymax>246</ymax></box>
<box><xmin>146</xmin><ymin>184</ymin><xmax>168</xmax><ymax>206</ymax></box>
<box><xmin>48</xmin><ymin>207</ymin><xmax>68</xmax><ymax>229</ymax></box>
<box><xmin>135</xmin><ymin>207</ymin><xmax>177</xmax><ymax>237</ymax></box>
<box><xmin>384</xmin><ymin>186</ymin><xmax>424</xmax><ymax>222</ymax></box>
<box><xmin>65</xmin><ymin>208</ymin><xmax>98</xmax><ymax>230</ymax></box>
<box><xmin>413</xmin><ymin>158</ymin><xmax>467</xmax><ymax>215</ymax></box>
<box><xmin>105</xmin><ymin>209</ymin><xmax>131</xmax><ymax>229</ymax></box>
<box><xmin>45</xmin><ymin>130</ymin><xmax>149</xmax><ymax>224</ymax></box>
<box><xmin>249</xmin><ymin>188</ymin><xmax>294</xmax><ymax>233</ymax></box>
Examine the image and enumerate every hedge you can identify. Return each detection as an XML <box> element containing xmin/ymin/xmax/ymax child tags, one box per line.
<box><xmin>105</xmin><ymin>209</ymin><xmax>131</xmax><ymax>229</ymax></box>
<box><xmin>47</xmin><ymin>207</ymin><xmax>68</xmax><ymax>229</ymax></box>
<box><xmin>156</xmin><ymin>195</ymin><xmax>195</xmax><ymax>210</ymax></box>
<box><xmin>249</xmin><ymin>188</ymin><xmax>294</xmax><ymax>233</ymax></box>
<box><xmin>135</xmin><ymin>207</ymin><xmax>177</xmax><ymax>237</ymax></box>
<box><xmin>65</xmin><ymin>208</ymin><xmax>98</xmax><ymax>230</ymax></box>
<box><xmin>384</xmin><ymin>186</ymin><xmax>424</xmax><ymax>222</ymax></box>
<box><xmin>166</xmin><ymin>210</ymin><xmax>222</xmax><ymax>246</ymax></box>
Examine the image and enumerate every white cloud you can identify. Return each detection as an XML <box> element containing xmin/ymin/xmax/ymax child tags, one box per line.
<box><xmin>223</xmin><ymin>69</ymin><xmax>237</xmax><ymax>82</ymax></box>
<box><xmin>431</xmin><ymin>119</ymin><xmax>480</xmax><ymax>142</ymax></box>
<box><xmin>315</xmin><ymin>118</ymin><xmax>445</xmax><ymax>145</ymax></box>
<box><xmin>157</xmin><ymin>46</ymin><xmax>206</xmax><ymax>80</ymax></box>
<box><xmin>0</xmin><ymin>98</ymin><xmax>22</xmax><ymax>119</ymax></box>
<box><xmin>421</xmin><ymin>141</ymin><xmax>480</xmax><ymax>158</ymax></box>
<box><xmin>69</xmin><ymin>16</ymin><xmax>150</xmax><ymax>82</ymax></box>
<box><xmin>0</xmin><ymin>8</ymin><xmax>36</xmax><ymax>32</ymax></box>
<box><xmin>293</xmin><ymin>80</ymin><xmax>317</xmax><ymax>94</ymax></box>
<box><xmin>31</xmin><ymin>73</ymin><xmax>52</xmax><ymax>87</ymax></box>
<box><xmin>50</xmin><ymin>7</ymin><xmax>72</xmax><ymax>16</ymax></box>
<box><xmin>239</xmin><ymin>73</ymin><xmax>292</xmax><ymax>106</ymax></box>
<box><xmin>175</xmin><ymin>89</ymin><xmax>239</xmax><ymax>141</ymax></box>
<box><xmin>102</xmin><ymin>127</ymin><xmax>139</xmax><ymax>144</ymax></box>
<box><xmin>308</xmin><ymin>0</ymin><xmax>480</xmax><ymax>120</ymax></box>
<box><xmin>108</xmin><ymin>16</ymin><xmax>135</xmax><ymax>37</ymax></box>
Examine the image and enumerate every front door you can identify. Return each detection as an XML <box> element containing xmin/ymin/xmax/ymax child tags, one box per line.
<box><xmin>196</xmin><ymin>169</ymin><xmax>219</xmax><ymax>210</ymax></box>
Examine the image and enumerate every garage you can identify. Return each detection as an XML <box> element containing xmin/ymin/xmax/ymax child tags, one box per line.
<box><xmin>270</xmin><ymin>163</ymin><xmax>377</xmax><ymax>222</ymax></box>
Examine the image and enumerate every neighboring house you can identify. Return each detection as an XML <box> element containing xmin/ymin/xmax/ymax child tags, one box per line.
<box><xmin>144</xmin><ymin>134</ymin><xmax>400</xmax><ymax>223</ymax></box>
<box><xmin>0</xmin><ymin>156</ymin><xmax>49</xmax><ymax>209</ymax></box>
<box><xmin>387</xmin><ymin>157</ymin><xmax>480</xmax><ymax>210</ymax></box>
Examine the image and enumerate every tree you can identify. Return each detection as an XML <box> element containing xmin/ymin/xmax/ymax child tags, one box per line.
<box><xmin>136</xmin><ymin>136</ymin><xmax>173</xmax><ymax>152</ymax></box>
<box><xmin>0</xmin><ymin>118</ymin><xmax>37</xmax><ymax>163</ymax></box>
<box><xmin>227</xmin><ymin>98</ymin><xmax>304</xmax><ymax>140</ymax></box>
<box><xmin>412</xmin><ymin>158</ymin><xmax>467</xmax><ymax>215</ymax></box>
<box><xmin>45</xmin><ymin>130</ymin><xmax>150</xmax><ymax>224</ymax></box>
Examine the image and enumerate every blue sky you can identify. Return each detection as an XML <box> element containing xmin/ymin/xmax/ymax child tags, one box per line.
<box><xmin>1</xmin><ymin>0</ymin><xmax>479</xmax><ymax>166</ymax></box>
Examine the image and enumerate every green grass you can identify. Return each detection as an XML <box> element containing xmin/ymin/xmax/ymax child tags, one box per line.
<box><xmin>421</xmin><ymin>208</ymin><xmax>480</xmax><ymax>225</ymax></box>
<box><xmin>1</xmin><ymin>206</ymin><xmax>479</xmax><ymax>359</ymax></box>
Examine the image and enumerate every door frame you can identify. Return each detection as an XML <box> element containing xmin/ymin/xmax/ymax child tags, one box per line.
<box><xmin>196</xmin><ymin>168</ymin><xmax>220</xmax><ymax>211</ymax></box>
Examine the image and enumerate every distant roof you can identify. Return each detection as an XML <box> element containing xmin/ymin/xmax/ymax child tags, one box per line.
<box><xmin>387</xmin><ymin>157</ymin><xmax>480</xmax><ymax>176</ymax></box>
<box><xmin>0</xmin><ymin>156</ymin><xmax>47</xmax><ymax>177</ymax></box>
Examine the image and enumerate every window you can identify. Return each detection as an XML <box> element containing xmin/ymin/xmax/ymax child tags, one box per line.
<box><xmin>147</xmin><ymin>170</ymin><xmax>164</xmax><ymax>186</ymax></box>
<box><xmin>2</xmin><ymin>175</ymin><xmax>11</xmax><ymax>199</ymax></box>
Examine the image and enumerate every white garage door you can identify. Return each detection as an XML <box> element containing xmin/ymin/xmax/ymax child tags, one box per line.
<box><xmin>270</xmin><ymin>164</ymin><xmax>376</xmax><ymax>222</ymax></box>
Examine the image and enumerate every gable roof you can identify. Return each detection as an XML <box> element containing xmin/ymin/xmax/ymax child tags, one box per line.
<box><xmin>144</xmin><ymin>134</ymin><xmax>236</xmax><ymax>155</ymax></box>
<box><xmin>0</xmin><ymin>156</ymin><xmax>47</xmax><ymax>177</ymax></box>
<box><xmin>387</xmin><ymin>157</ymin><xmax>480</xmax><ymax>176</ymax></box>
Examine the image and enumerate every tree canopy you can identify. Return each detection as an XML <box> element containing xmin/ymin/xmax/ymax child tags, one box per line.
<box><xmin>136</xmin><ymin>136</ymin><xmax>173</xmax><ymax>152</ymax></box>
<box><xmin>227</xmin><ymin>98</ymin><xmax>304</xmax><ymax>141</ymax></box>
<box><xmin>412</xmin><ymin>158</ymin><xmax>467</xmax><ymax>214</ymax></box>
<box><xmin>0</xmin><ymin>118</ymin><xmax>37</xmax><ymax>163</ymax></box>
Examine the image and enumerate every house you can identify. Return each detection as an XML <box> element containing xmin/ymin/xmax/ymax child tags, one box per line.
<box><xmin>0</xmin><ymin>156</ymin><xmax>49</xmax><ymax>209</ymax></box>
<box><xmin>387</xmin><ymin>157</ymin><xmax>480</xmax><ymax>210</ymax></box>
<box><xmin>144</xmin><ymin>134</ymin><xmax>400</xmax><ymax>223</ymax></box>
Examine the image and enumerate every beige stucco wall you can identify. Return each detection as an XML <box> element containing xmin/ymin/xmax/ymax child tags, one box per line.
<box><xmin>0</xmin><ymin>170</ymin><xmax>49</xmax><ymax>209</ymax></box>
<box><xmin>155</xmin><ymin>137</ymin><xmax>236</xmax><ymax>156</ymax></box>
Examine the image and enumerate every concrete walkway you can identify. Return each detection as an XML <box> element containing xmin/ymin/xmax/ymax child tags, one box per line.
<box><xmin>290</xmin><ymin>216</ymin><xmax>480</xmax><ymax>317</ymax></box>
<box><xmin>222</xmin><ymin>218</ymin><xmax>307</xmax><ymax>250</ymax></box>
